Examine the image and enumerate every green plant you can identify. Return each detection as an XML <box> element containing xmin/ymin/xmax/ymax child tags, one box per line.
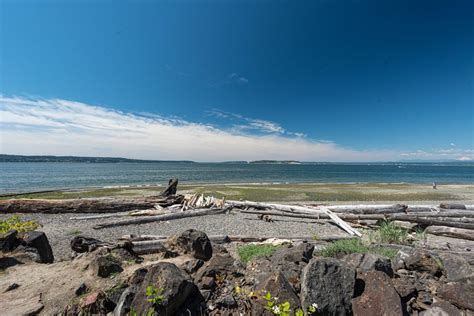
<box><xmin>0</xmin><ymin>215</ymin><xmax>39</xmax><ymax>233</ymax></box>
<box><xmin>317</xmin><ymin>239</ymin><xmax>398</xmax><ymax>259</ymax></box>
<box><xmin>377</xmin><ymin>220</ymin><xmax>409</xmax><ymax>244</ymax></box>
<box><xmin>237</xmin><ymin>244</ymin><xmax>281</xmax><ymax>264</ymax></box>
<box><xmin>234</xmin><ymin>286</ymin><xmax>317</xmax><ymax>315</ymax></box>
<box><xmin>129</xmin><ymin>285</ymin><xmax>164</xmax><ymax>316</ymax></box>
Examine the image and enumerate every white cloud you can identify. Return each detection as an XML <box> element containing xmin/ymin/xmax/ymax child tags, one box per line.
<box><xmin>0</xmin><ymin>95</ymin><xmax>472</xmax><ymax>162</ymax></box>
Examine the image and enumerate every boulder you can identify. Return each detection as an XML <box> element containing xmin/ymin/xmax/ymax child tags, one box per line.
<box><xmin>167</xmin><ymin>229</ymin><xmax>212</xmax><ymax>261</ymax></box>
<box><xmin>437</xmin><ymin>253</ymin><xmax>473</xmax><ymax>282</ymax></box>
<box><xmin>271</xmin><ymin>242</ymin><xmax>314</xmax><ymax>265</ymax></box>
<box><xmin>300</xmin><ymin>257</ymin><xmax>355</xmax><ymax>315</ymax></box>
<box><xmin>248</xmin><ymin>243</ymin><xmax>314</xmax><ymax>293</ymax></box>
<box><xmin>253</xmin><ymin>271</ymin><xmax>301</xmax><ymax>315</ymax></box>
<box><xmin>131</xmin><ymin>262</ymin><xmax>202</xmax><ymax>315</ymax></box>
<box><xmin>195</xmin><ymin>253</ymin><xmax>244</xmax><ymax>285</ymax></box>
<box><xmin>179</xmin><ymin>258</ymin><xmax>204</xmax><ymax>275</ymax></box>
<box><xmin>437</xmin><ymin>281</ymin><xmax>474</xmax><ymax>310</ymax></box>
<box><xmin>91</xmin><ymin>255</ymin><xmax>123</xmax><ymax>278</ymax></box>
<box><xmin>419</xmin><ymin>299</ymin><xmax>463</xmax><ymax>316</ymax></box>
<box><xmin>341</xmin><ymin>253</ymin><xmax>393</xmax><ymax>276</ymax></box>
<box><xmin>352</xmin><ymin>271</ymin><xmax>403</xmax><ymax>316</ymax></box>
<box><xmin>403</xmin><ymin>249</ymin><xmax>442</xmax><ymax>276</ymax></box>
<box><xmin>0</xmin><ymin>230</ymin><xmax>20</xmax><ymax>251</ymax></box>
<box><xmin>19</xmin><ymin>231</ymin><xmax>54</xmax><ymax>263</ymax></box>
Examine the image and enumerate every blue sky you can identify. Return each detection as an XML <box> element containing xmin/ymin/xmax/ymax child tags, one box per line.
<box><xmin>0</xmin><ymin>0</ymin><xmax>473</xmax><ymax>161</ymax></box>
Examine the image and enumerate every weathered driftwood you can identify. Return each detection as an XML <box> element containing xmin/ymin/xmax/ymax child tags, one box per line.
<box><xmin>439</xmin><ymin>203</ymin><xmax>466</xmax><ymax>210</ymax></box>
<box><xmin>160</xmin><ymin>178</ymin><xmax>178</xmax><ymax>197</ymax></box>
<box><xmin>241</xmin><ymin>209</ymin><xmax>474</xmax><ymax>223</ymax></box>
<box><xmin>0</xmin><ymin>198</ymin><xmax>157</xmax><ymax>214</ymax></box>
<box><xmin>227</xmin><ymin>201</ymin><xmax>361</xmax><ymax>236</ymax></box>
<box><xmin>93</xmin><ymin>207</ymin><xmax>229</xmax><ymax>229</ymax></box>
<box><xmin>70</xmin><ymin>212</ymin><xmax>131</xmax><ymax>220</ymax></box>
<box><xmin>425</xmin><ymin>226</ymin><xmax>474</xmax><ymax>241</ymax></box>
<box><xmin>419</xmin><ymin>235</ymin><xmax>474</xmax><ymax>252</ymax></box>
<box><xmin>390</xmin><ymin>216</ymin><xmax>474</xmax><ymax>230</ymax></box>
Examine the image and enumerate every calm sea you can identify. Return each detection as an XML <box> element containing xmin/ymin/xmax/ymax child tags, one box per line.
<box><xmin>0</xmin><ymin>162</ymin><xmax>473</xmax><ymax>193</ymax></box>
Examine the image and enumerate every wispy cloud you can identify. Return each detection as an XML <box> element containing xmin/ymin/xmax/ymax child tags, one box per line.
<box><xmin>209</xmin><ymin>73</ymin><xmax>249</xmax><ymax>87</ymax></box>
<box><xmin>207</xmin><ymin>109</ymin><xmax>286</xmax><ymax>134</ymax></box>
<box><xmin>0</xmin><ymin>95</ymin><xmax>472</xmax><ymax>162</ymax></box>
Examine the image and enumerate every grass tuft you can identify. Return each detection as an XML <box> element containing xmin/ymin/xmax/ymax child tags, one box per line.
<box><xmin>0</xmin><ymin>215</ymin><xmax>39</xmax><ymax>233</ymax></box>
<box><xmin>237</xmin><ymin>244</ymin><xmax>281</xmax><ymax>264</ymax></box>
<box><xmin>317</xmin><ymin>238</ymin><xmax>398</xmax><ymax>259</ymax></box>
<box><xmin>377</xmin><ymin>220</ymin><xmax>409</xmax><ymax>244</ymax></box>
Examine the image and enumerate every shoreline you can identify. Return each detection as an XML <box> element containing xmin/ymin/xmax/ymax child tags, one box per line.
<box><xmin>2</xmin><ymin>181</ymin><xmax>474</xmax><ymax>196</ymax></box>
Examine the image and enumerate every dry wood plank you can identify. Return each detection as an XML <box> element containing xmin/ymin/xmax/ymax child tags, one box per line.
<box><xmin>93</xmin><ymin>207</ymin><xmax>229</xmax><ymax>229</ymax></box>
<box><xmin>425</xmin><ymin>226</ymin><xmax>474</xmax><ymax>241</ymax></box>
<box><xmin>318</xmin><ymin>206</ymin><xmax>362</xmax><ymax>237</ymax></box>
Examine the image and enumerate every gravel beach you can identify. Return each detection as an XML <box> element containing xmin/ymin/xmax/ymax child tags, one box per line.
<box><xmin>0</xmin><ymin>211</ymin><xmax>345</xmax><ymax>261</ymax></box>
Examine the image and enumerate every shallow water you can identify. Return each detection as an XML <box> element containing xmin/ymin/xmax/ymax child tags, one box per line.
<box><xmin>0</xmin><ymin>162</ymin><xmax>472</xmax><ymax>193</ymax></box>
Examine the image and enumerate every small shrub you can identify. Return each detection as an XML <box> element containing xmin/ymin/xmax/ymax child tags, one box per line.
<box><xmin>0</xmin><ymin>215</ymin><xmax>39</xmax><ymax>233</ymax></box>
<box><xmin>238</xmin><ymin>244</ymin><xmax>281</xmax><ymax>264</ymax></box>
<box><xmin>378</xmin><ymin>220</ymin><xmax>409</xmax><ymax>244</ymax></box>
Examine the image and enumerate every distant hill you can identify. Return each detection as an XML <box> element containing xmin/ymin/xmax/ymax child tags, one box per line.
<box><xmin>0</xmin><ymin>154</ymin><xmax>195</xmax><ymax>163</ymax></box>
<box><xmin>249</xmin><ymin>160</ymin><xmax>301</xmax><ymax>164</ymax></box>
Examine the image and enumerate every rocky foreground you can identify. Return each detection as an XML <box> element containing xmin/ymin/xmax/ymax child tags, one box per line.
<box><xmin>1</xmin><ymin>228</ymin><xmax>473</xmax><ymax>316</ymax></box>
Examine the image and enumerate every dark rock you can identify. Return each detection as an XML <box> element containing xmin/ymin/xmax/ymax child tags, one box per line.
<box><xmin>131</xmin><ymin>262</ymin><xmax>201</xmax><ymax>316</ymax></box>
<box><xmin>4</xmin><ymin>283</ymin><xmax>20</xmax><ymax>292</ymax></box>
<box><xmin>393</xmin><ymin>278</ymin><xmax>417</xmax><ymax>300</ymax></box>
<box><xmin>79</xmin><ymin>292</ymin><xmax>110</xmax><ymax>315</ymax></box>
<box><xmin>352</xmin><ymin>271</ymin><xmax>403</xmax><ymax>316</ymax></box>
<box><xmin>75</xmin><ymin>283</ymin><xmax>88</xmax><ymax>296</ymax></box>
<box><xmin>417</xmin><ymin>290</ymin><xmax>433</xmax><ymax>305</ymax></box>
<box><xmin>12</xmin><ymin>245</ymin><xmax>42</xmax><ymax>263</ymax></box>
<box><xmin>301</xmin><ymin>257</ymin><xmax>355</xmax><ymax>315</ymax></box>
<box><xmin>180</xmin><ymin>258</ymin><xmax>204</xmax><ymax>274</ymax></box>
<box><xmin>437</xmin><ymin>253</ymin><xmax>473</xmax><ymax>282</ymax></box>
<box><xmin>104</xmin><ymin>283</ymin><xmax>128</xmax><ymax>310</ymax></box>
<box><xmin>19</xmin><ymin>231</ymin><xmax>54</xmax><ymax>263</ymax></box>
<box><xmin>0</xmin><ymin>230</ymin><xmax>20</xmax><ymax>252</ymax></box>
<box><xmin>201</xmin><ymin>276</ymin><xmax>216</xmax><ymax>289</ymax></box>
<box><xmin>70</xmin><ymin>235</ymin><xmax>108</xmax><ymax>253</ymax></box>
<box><xmin>419</xmin><ymin>299</ymin><xmax>463</xmax><ymax>316</ymax></box>
<box><xmin>403</xmin><ymin>250</ymin><xmax>442</xmax><ymax>276</ymax></box>
<box><xmin>167</xmin><ymin>229</ymin><xmax>213</xmax><ymax>261</ymax></box>
<box><xmin>91</xmin><ymin>255</ymin><xmax>123</xmax><ymax>278</ymax></box>
<box><xmin>215</xmin><ymin>294</ymin><xmax>237</xmax><ymax>308</ymax></box>
<box><xmin>437</xmin><ymin>281</ymin><xmax>474</xmax><ymax>310</ymax></box>
<box><xmin>341</xmin><ymin>253</ymin><xmax>393</xmax><ymax>276</ymax></box>
<box><xmin>253</xmin><ymin>271</ymin><xmax>301</xmax><ymax>315</ymax></box>
<box><xmin>0</xmin><ymin>256</ymin><xmax>24</xmax><ymax>269</ymax></box>
<box><xmin>271</xmin><ymin>242</ymin><xmax>314</xmax><ymax>265</ymax></box>
<box><xmin>248</xmin><ymin>243</ymin><xmax>314</xmax><ymax>293</ymax></box>
<box><xmin>195</xmin><ymin>253</ymin><xmax>244</xmax><ymax>284</ymax></box>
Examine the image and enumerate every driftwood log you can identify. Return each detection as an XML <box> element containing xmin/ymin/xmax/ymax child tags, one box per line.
<box><xmin>425</xmin><ymin>226</ymin><xmax>474</xmax><ymax>241</ymax></box>
<box><xmin>160</xmin><ymin>178</ymin><xmax>178</xmax><ymax>197</ymax></box>
<box><xmin>0</xmin><ymin>195</ymin><xmax>184</xmax><ymax>214</ymax></box>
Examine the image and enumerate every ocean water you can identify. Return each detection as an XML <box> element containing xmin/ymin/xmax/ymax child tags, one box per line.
<box><xmin>0</xmin><ymin>162</ymin><xmax>473</xmax><ymax>193</ymax></box>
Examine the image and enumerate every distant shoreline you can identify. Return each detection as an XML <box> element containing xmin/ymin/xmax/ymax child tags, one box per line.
<box><xmin>1</xmin><ymin>154</ymin><xmax>472</xmax><ymax>164</ymax></box>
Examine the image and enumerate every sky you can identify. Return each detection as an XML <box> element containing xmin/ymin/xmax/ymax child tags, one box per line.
<box><xmin>0</xmin><ymin>0</ymin><xmax>473</xmax><ymax>162</ymax></box>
